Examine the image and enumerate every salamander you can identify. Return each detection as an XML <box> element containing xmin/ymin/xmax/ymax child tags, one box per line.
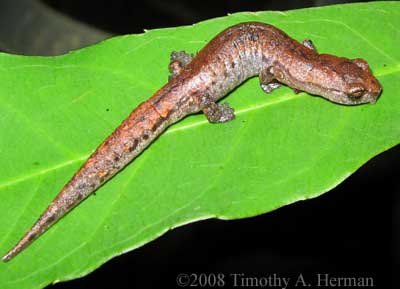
<box><xmin>2</xmin><ymin>22</ymin><xmax>382</xmax><ymax>261</ymax></box>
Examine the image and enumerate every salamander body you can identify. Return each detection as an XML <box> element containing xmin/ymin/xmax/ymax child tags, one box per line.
<box><xmin>2</xmin><ymin>22</ymin><xmax>381</xmax><ymax>261</ymax></box>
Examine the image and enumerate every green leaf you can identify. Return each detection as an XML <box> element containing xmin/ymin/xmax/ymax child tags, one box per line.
<box><xmin>0</xmin><ymin>2</ymin><xmax>399</xmax><ymax>288</ymax></box>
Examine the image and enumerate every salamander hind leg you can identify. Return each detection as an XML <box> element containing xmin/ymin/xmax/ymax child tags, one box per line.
<box><xmin>168</xmin><ymin>51</ymin><xmax>194</xmax><ymax>81</ymax></box>
<box><xmin>259</xmin><ymin>67</ymin><xmax>281</xmax><ymax>94</ymax></box>
<box><xmin>203</xmin><ymin>101</ymin><xmax>235</xmax><ymax>123</ymax></box>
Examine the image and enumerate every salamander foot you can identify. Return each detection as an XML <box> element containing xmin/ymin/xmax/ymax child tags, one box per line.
<box><xmin>168</xmin><ymin>51</ymin><xmax>194</xmax><ymax>81</ymax></box>
<box><xmin>259</xmin><ymin>67</ymin><xmax>281</xmax><ymax>93</ymax></box>
<box><xmin>204</xmin><ymin>102</ymin><xmax>235</xmax><ymax>123</ymax></box>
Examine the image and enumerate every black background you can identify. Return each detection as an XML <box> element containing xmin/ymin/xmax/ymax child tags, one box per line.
<box><xmin>0</xmin><ymin>1</ymin><xmax>397</xmax><ymax>288</ymax></box>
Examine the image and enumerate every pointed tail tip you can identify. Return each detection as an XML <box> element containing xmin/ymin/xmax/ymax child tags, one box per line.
<box><xmin>2</xmin><ymin>252</ymin><xmax>12</xmax><ymax>262</ymax></box>
<box><xmin>2</xmin><ymin>238</ymin><xmax>30</xmax><ymax>262</ymax></box>
<box><xmin>2</xmin><ymin>245</ymin><xmax>21</xmax><ymax>262</ymax></box>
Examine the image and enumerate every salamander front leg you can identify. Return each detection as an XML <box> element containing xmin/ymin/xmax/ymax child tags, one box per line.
<box><xmin>168</xmin><ymin>51</ymin><xmax>194</xmax><ymax>81</ymax></box>
<box><xmin>259</xmin><ymin>67</ymin><xmax>281</xmax><ymax>93</ymax></box>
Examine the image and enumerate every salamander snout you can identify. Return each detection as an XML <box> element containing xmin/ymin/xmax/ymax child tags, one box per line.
<box><xmin>309</xmin><ymin>55</ymin><xmax>382</xmax><ymax>105</ymax></box>
<box><xmin>341</xmin><ymin>58</ymin><xmax>382</xmax><ymax>105</ymax></box>
<box><xmin>347</xmin><ymin>76</ymin><xmax>382</xmax><ymax>104</ymax></box>
<box><xmin>365</xmin><ymin>78</ymin><xmax>382</xmax><ymax>104</ymax></box>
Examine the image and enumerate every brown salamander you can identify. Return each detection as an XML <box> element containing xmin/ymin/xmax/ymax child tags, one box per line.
<box><xmin>2</xmin><ymin>22</ymin><xmax>382</xmax><ymax>261</ymax></box>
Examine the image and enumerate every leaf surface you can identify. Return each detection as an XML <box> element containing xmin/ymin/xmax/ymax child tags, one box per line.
<box><xmin>0</xmin><ymin>2</ymin><xmax>399</xmax><ymax>288</ymax></box>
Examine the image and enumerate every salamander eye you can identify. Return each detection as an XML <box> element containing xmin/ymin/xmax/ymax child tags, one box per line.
<box><xmin>349</xmin><ymin>87</ymin><xmax>365</xmax><ymax>98</ymax></box>
<box><xmin>352</xmin><ymin>58</ymin><xmax>369</xmax><ymax>71</ymax></box>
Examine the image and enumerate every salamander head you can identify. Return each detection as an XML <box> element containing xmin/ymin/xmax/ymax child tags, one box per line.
<box><xmin>315</xmin><ymin>55</ymin><xmax>382</xmax><ymax>105</ymax></box>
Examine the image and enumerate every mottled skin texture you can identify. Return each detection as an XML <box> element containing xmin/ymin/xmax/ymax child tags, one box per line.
<box><xmin>2</xmin><ymin>22</ymin><xmax>382</xmax><ymax>262</ymax></box>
